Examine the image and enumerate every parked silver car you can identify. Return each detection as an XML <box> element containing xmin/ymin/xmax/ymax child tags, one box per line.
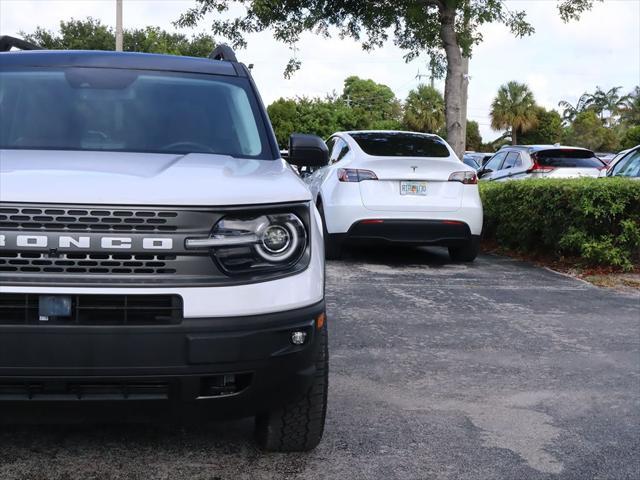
<box><xmin>478</xmin><ymin>145</ymin><xmax>606</xmax><ymax>181</ymax></box>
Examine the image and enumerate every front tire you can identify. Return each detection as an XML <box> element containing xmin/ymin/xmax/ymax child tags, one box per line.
<box><xmin>448</xmin><ymin>237</ymin><xmax>480</xmax><ymax>262</ymax></box>
<box><xmin>255</xmin><ymin>323</ymin><xmax>329</xmax><ymax>452</ymax></box>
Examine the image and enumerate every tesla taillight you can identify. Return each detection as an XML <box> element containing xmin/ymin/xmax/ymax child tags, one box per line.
<box><xmin>337</xmin><ymin>168</ymin><xmax>378</xmax><ymax>182</ymax></box>
<box><xmin>448</xmin><ymin>171</ymin><xmax>477</xmax><ymax>184</ymax></box>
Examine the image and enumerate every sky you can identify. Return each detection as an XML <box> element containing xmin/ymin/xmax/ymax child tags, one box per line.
<box><xmin>1</xmin><ymin>0</ymin><xmax>639</xmax><ymax>141</ymax></box>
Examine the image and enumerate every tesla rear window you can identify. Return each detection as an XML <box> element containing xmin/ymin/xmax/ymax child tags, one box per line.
<box><xmin>535</xmin><ymin>149</ymin><xmax>604</xmax><ymax>168</ymax></box>
<box><xmin>350</xmin><ymin>132</ymin><xmax>450</xmax><ymax>157</ymax></box>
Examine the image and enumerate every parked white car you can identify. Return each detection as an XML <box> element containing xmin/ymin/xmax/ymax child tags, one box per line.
<box><xmin>302</xmin><ymin>131</ymin><xmax>483</xmax><ymax>262</ymax></box>
<box><xmin>607</xmin><ymin>146</ymin><xmax>640</xmax><ymax>178</ymax></box>
<box><xmin>479</xmin><ymin>145</ymin><xmax>606</xmax><ymax>181</ymax></box>
<box><xmin>603</xmin><ymin>146</ymin><xmax>638</xmax><ymax>177</ymax></box>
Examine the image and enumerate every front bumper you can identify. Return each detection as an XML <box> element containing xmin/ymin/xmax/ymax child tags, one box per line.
<box><xmin>0</xmin><ymin>301</ymin><xmax>325</xmax><ymax>416</ymax></box>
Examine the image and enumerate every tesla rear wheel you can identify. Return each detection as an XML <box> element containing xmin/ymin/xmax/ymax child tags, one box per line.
<box><xmin>448</xmin><ymin>237</ymin><xmax>480</xmax><ymax>262</ymax></box>
<box><xmin>317</xmin><ymin>202</ymin><xmax>342</xmax><ymax>260</ymax></box>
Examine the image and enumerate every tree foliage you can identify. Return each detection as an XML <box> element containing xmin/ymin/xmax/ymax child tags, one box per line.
<box><xmin>563</xmin><ymin>110</ymin><xmax>618</xmax><ymax>151</ymax></box>
<box><xmin>268</xmin><ymin>96</ymin><xmax>357</xmax><ymax>148</ymax></box>
<box><xmin>177</xmin><ymin>0</ymin><xmax>599</xmax><ymax>158</ymax></box>
<box><xmin>518</xmin><ymin>107</ymin><xmax>564</xmax><ymax>145</ymax></box>
<box><xmin>490</xmin><ymin>81</ymin><xmax>538</xmax><ymax>145</ymax></box>
<box><xmin>342</xmin><ymin>76</ymin><xmax>402</xmax><ymax>130</ymax></box>
<box><xmin>403</xmin><ymin>84</ymin><xmax>445</xmax><ymax>134</ymax></box>
<box><xmin>22</xmin><ymin>17</ymin><xmax>215</xmax><ymax>57</ymax></box>
<box><xmin>465</xmin><ymin>120</ymin><xmax>482</xmax><ymax>151</ymax></box>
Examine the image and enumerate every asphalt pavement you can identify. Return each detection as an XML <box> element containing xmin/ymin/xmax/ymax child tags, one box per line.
<box><xmin>1</xmin><ymin>247</ymin><xmax>638</xmax><ymax>479</ymax></box>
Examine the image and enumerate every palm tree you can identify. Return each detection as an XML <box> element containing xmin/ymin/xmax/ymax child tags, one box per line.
<box><xmin>490</xmin><ymin>81</ymin><xmax>538</xmax><ymax>145</ymax></box>
<box><xmin>403</xmin><ymin>84</ymin><xmax>445</xmax><ymax>134</ymax></box>
<box><xmin>620</xmin><ymin>86</ymin><xmax>640</xmax><ymax>125</ymax></box>
<box><xmin>558</xmin><ymin>93</ymin><xmax>591</xmax><ymax>124</ymax></box>
<box><xmin>582</xmin><ymin>86</ymin><xmax>628</xmax><ymax>125</ymax></box>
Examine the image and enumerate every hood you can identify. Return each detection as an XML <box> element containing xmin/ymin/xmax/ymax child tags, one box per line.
<box><xmin>0</xmin><ymin>150</ymin><xmax>311</xmax><ymax>206</ymax></box>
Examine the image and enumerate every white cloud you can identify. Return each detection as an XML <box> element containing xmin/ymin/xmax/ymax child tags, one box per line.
<box><xmin>1</xmin><ymin>0</ymin><xmax>639</xmax><ymax>142</ymax></box>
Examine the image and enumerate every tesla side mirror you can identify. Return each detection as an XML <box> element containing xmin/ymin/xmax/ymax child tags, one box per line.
<box><xmin>288</xmin><ymin>134</ymin><xmax>329</xmax><ymax>168</ymax></box>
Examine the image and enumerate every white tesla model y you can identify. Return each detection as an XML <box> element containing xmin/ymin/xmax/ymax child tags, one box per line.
<box><xmin>303</xmin><ymin>131</ymin><xmax>483</xmax><ymax>262</ymax></box>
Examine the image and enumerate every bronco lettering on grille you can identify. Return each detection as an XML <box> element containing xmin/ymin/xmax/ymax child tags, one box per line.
<box><xmin>0</xmin><ymin>235</ymin><xmax>174</xmax><ymax>250</ymax></box>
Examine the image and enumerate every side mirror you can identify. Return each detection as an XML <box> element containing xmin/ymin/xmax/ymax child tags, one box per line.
<box><xmin>479</xmin><ymin>168</ymin><xmax>493</xmax><ymax>178</ymax></box>
<box><xmin>288</xmin><ymin>134</ymin><xmax>329</xmax><ymax>168</ymax></box>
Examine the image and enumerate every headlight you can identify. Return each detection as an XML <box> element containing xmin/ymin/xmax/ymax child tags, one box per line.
<box><xmin>186</xmin><ymin>212</ymin><xmax>308</xmax><ymax>276</ymax></box>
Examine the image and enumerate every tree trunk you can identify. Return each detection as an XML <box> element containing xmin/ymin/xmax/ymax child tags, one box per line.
<box><xmin>511</xmin><ymin>127</ymin><xmax>517</xmax><ymax>145</ymax></box>
<box><xmin>461</xmin><ymin>54</ymin><xmax>469</xmax><ymax>151</ymax></box>
<box><xmin>439</xmin><ymin>6</ymin><xmax>465</xmax><ymax>159</ymax></box>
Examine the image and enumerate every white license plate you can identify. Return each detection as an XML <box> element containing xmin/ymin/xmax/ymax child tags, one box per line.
<box><xmin>400</xmin><ymin>181</ymin><xmax>427</xmax><ymax>196</ymax></box>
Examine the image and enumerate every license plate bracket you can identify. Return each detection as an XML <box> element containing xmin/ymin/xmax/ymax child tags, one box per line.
<box><xmin>38</xmin><ymin>295</ymin><xmax>72</xmax><ymax>321</ymax></box>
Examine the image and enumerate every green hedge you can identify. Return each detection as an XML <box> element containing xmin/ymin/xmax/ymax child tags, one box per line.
<box><xmin>479</xmin><ymin>178</ymin><xmax>640</xmax><ymax>271</ymax></box>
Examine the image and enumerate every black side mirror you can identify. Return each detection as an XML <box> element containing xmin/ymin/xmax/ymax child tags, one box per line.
<box><xmin>479</xmin><ymin>168</ymin><xmax>493</xmax><ymax>178</ymax></box>
<box><xmin>288</xmin><ymin>134</ymin><xmax>329</xmax><ymax>168</ymax></box>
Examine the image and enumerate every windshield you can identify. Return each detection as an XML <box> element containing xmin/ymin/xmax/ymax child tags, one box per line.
<box><xmin>535</xmin><ymin>149</ymin><xmax>604</xmax><ymax>168</ymax></box>
<box><xmin>0</xmin><ymin>67</ymin><xmax>272</xmax><ymax>158</ymax></box>
<box><xmin>350</xmin><ymin>132</ymin><xmax>450</xmax><ymax>158</ymax></box>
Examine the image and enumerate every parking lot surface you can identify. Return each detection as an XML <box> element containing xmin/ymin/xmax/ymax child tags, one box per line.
<box><xmin>1</xmin><ymin>248</ymin><xmax>638</xmax><ymax>480</ymax></box>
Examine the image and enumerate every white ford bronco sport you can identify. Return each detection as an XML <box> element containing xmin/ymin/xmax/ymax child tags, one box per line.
<box><xmin>0</xmin><ymin>37</ymin><xmax>330</xmax><ymax>451</ymax></box>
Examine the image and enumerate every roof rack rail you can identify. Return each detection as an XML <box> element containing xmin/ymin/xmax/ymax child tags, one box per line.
<box><xmin>209</xmin><ymin>44</ymin><xmax>237</xmax><ymax>62</ymax></box>
<box><xmin>0</xmin><ymin>35</ymin><xmax>43</xmax><ymax>52</ymax></box>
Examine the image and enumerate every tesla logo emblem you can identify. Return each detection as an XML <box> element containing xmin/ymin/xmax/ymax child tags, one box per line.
<box><xmin>411</xmin><ymin>166</ymin><xmax>418</xmax><ymax>172</ymax></box>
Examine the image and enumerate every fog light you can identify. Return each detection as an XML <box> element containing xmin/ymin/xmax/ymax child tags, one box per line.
<box><xmin>290</xmin><ymin>330</ymin><xmax>307</xmax><ymax>345</ymax></box>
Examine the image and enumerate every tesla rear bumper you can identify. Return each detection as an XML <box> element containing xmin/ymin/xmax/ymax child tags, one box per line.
<box><xmin>340</xmin><ymin>219</ymin><xmax>476</xmax><ymax>246</ymax></box>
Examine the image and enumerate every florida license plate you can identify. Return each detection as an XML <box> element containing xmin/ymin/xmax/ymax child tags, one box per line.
<box><xmin>400</xmin><ymin>181</ymin><xmax>427</xmax><ymax>196</ymax></box>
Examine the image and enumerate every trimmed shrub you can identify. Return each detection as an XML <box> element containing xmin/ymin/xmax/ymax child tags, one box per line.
<box><xmin>480</xmin><ymin>178</ymin><xmax>640</xmax><ymax>271</ymax></box>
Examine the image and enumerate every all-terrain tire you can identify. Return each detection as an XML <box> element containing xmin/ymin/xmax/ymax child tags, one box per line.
<box><xmin>255</xmin><ymin>323</ymin><xmax>329</xmax><ymax>452</ymax></box>
<box><xmin>448</xmin><ymin>237</ymin><xmax>480</xmax><ymax>262</ymax></box>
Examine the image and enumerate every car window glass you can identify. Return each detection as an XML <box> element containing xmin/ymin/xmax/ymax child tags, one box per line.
<box><xmin>0</xmin><ymin>67</ymin><xmax>271</xmax><ymax>158</ymax></box>
<box><xmin>536</xmin><ymin>149</ymin><xmax>603</xmax><ymax>168</ymax></box>
<box><xmin>485</xmin><ymin>152</ymin><xmax>506</xmax><ymax>171</ymax></box>
<box><xmin>349</xmin><ymin>132</ymin><xmax>450</xmax><ymax>157</ymax></box>
<box><xmin>502</xmin><ymin>152</ymin><xmax>521</xmax><ymax>170</ymax></box>
<box><xmin>335</xmin><ymin>142</ymin><xmax>350</xmax><ymax>163</ymax></box>
<box><xmin>330</xmin><ymin>138</ymin><xmax>348</xmax><ymax>164</ymax></box>
<box><xmin>610</xmin><ymin>149</ymin><xmax>636</xmax><ymax>175</ymax></box>
<box><xmin>616</xmin><ymin>150</ymin><xmax>640</xmax><ymax>177</ymax></box>
<box><xmin>325</xmin><ymin>137</ymin><xmax>336</xmax><ymax>157</ymax></box>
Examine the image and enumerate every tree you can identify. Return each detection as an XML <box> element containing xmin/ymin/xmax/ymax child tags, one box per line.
<box><xmin>177</xmin><ymin>0</ymin><xmax>599</xmax><ymax>160</ymax></box>
<box><xmin>518</xmin><ymin>107</ymin><xmax>564</xmax><ymax>145</ymax></box>
<box><xmin>403</xmin><ymin>85</ymin><xmax>445</xmax><ymax>134</ymax></box>
<box><xmin>490</xmin><ymin>81</ymin><xmax>538</xmax><ymax>145</ymax></box>
<box><xmin>563</xmin><ymin>110</ymin><xmax>618</xmax><ymax>151</ymax></box>
<box><xmin>267</xmin><ymin>96</ymin><xmax>358</xmax><ymax>148</ymax></box>
<box><xmin>582</xmin><ymin>86</ymin><xmax>628</xmax><ymax>125</ymax></box>
<box><xmin>558</xmin><ymin>93</ymin><xmax>592</xmax><ymax>124</ymax></box>
<box><xmin>22</xmin><ymin>17</ymin><xmax>215</xmax><ymax>57</ymax></box>
<box><xmin>620</xmin><ymin>86</ymin><xmax>640</xmax><ymax>126</ymax></box>
<box><xmin>465</xmin><ymin>120</ymin><xmax>482</xmax><ymax>151</ymax></box>
<box><xmin>620</xmin><ymin>125</ymin><xmax>640</xmax><ymax>150</ymax></box>
<box><xmin>342</xmin><ymin>76</ymin><xmax>402</xmax><ymax>130</ymax></box>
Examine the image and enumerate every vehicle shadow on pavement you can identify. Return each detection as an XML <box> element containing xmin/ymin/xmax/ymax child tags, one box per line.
<box><xmin>339</xmin><ymin>244</ymin><xmax>459</xmax><ymax>267</ymax></box>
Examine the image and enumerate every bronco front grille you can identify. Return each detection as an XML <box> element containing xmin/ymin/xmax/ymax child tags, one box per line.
<box><xmin>0</xmin><ymin>206</ymin><xmax>181</xmax><ymax>232</ymax></box>
<box><xmin>0</xmin><ymin>293</ymin><xmax>183</xmax><ymax>325</ymax></box>
<box><xmin>0</xmin><ymin>202</ymin><xmax>224</xmax><ymax>285</ymax></box>
<box><xmin>0</xmin><ymin>252</ymin><xmax>178</xmax><ymax>275</ymax></box>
